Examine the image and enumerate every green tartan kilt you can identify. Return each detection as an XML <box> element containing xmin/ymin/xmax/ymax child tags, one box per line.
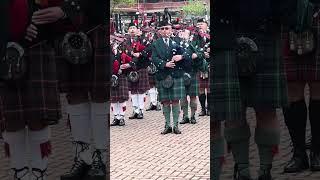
<box><xmin>156</xmin><ymin>77</ymin><xmax>185</xmax><ymax>101</ymax></box>
<box><xmin>185</xmin><ymin>73</ymin><xmax>199</xmax><ymax>97</ymax></box>
<box><xmin>211</xmin><ymin>33</ymin><xmax>288</xmax><ymax>122</ymax></box>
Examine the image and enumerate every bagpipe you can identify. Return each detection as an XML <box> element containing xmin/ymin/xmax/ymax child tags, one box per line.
<box><xmin>111</xmin><ymin>37</ymin><xmax>132</xmax><ymax>87</ymax></box>
<box><xmin>188</xmin><ymin>27</ymin><xmax>211</xmax><ymax>79</ymax></box>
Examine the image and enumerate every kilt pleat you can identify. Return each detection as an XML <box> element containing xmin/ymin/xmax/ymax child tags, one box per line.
<box><xmin>185</xmin><ymin>73</ymin><xmax>199</xmax><ymax>97</ymax></box>
<box><xmin>0</xmin><ymin>42</ymin><xmax>61</xmax><ymax>132</ymax></box>
<box><xmin>198</xmin><ymin>72</ymin><xmax>210</xmax><ymax>92</ymax></box>
<box><xmin>212</xmin><ymin>33</ymin><xmax>288</xmax><ymax>122</ymax></box>
<box><xmin>129</xmin><ymin>68</ymin><xmax>150</xmax><ymax>94</ymax></box>
<box><xmin>156</xmin><ymin>77</ymin><xmax>185</xmax><ymax>101</ymax></box>
<box><xmin>281</xmin><ymin>14</ymin><xmax>320</xmax><ymax>81</ymax></box>
<box><xmin>56</xmin><ymin>25</ymin><xmax>109</xmax><ymax>102</ymax></box>
<box><xmin>110</xmin><ymin>75</ymin><xmax>129</xmax><ymax>103</ymax></box>
<box><xmin>148</xmin><ymin>74</ymin><xmax>156</xmax><ymax>87</ymax></box>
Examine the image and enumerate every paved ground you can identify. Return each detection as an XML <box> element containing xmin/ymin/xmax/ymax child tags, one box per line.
<box><xmin>0</xmin><ymin>94</ymin><xmax>320</xmax><ymax>180</ymax></box>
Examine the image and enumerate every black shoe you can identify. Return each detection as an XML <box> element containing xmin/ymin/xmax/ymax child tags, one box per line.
<box><xmin>85</xmin><ymin>150</ymin><xmax>106</xmax><ymax>180</ymax></box>
<box><xmin>310</xmin><ymin>151</ymin><xmax>320</xmax><ymax>171</ymax></box>
<box><xmin>180</xmin><ymin>116</ymin><xmax>190</xmax><ymax>124</ymax></box>
<box><xmin>129</xmin><ymin>112</ymin><xmax>138</xmax><ymax>119</ymax></box>
<box><xmin>137</xmin><ymin>110</ymin><xmax>143</xmax><ymax>119</ymax></box>
<box><xmin>199</xmin><ymin>109</ymin><xmax>206</xmax><ymax>116</ymax></box>
<box><xmin>283</xmin><ymin>150</ymin><xmax>309</xmax><ymax>173</ymax></box>
<box><xmin>110</xmin><ymin>118</ymin><xmax>119</xmax><ymax>126</ymax></box>
<box><xmin>190</xmin><ymin>116</ymin><xmax>197</xmax><ymax>124</ymax></box>
<box><xmin>161</xmin><ymin>126</ymin><xmax>172</xmax><ymax>134</ymax></box>
<box><xmin>12</xmin><ymin>167</ymin><xmax>29</xmax><ymax>180</ymax></box>
<box><xmin>61</xmin><ymin>142</ymin><xmax>91</xmax><ymax>180</ymax></box>
<box><xmin>146</xmin><ymin>103</ymin><xmax>157</xmax><ymax>111</ymax></box>
<box><xmin>257</xmin><ymin>166</ymin><xmax>272</xmax><ymax>180</ymax></box>
<box><xmin>118</xmin><ymin>118</ymin><xmax>125</xmax><ymax>126</ymax></box>
<box><xmin>233</xmin><ymin>164</ymin><xmax>252</xmax><ymax>180</ymax></box>
<box><xmin>31</xmin><ymin>168</ymin><xmax>47</xmax><ymax>180</ymax></box>
<box><xmin>61</xmin><ymin>159</ymin><xmax>91</xmax><ymax>180</ymax></box>
<box><xmin>173</xmin><ymin>126</ymin><xmax>181</xmax><ymax>134</ymax></box>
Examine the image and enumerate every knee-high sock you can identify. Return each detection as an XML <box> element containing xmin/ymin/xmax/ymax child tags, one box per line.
<box><xmin>149</xmin><ymin>88</ymin><xmax>157</xmax><ymax>105</ymax></box>
<box><xmin>190</xmin><ymin>97</ymin><xmax>198</xmax><ymax>117</ymax></box>
<box><xmin>131</xmin><ymin>94</ymin><xmax>139</xmax><ymax>113</ymax></box>
<box><xmin>138</xmin><ymin>94</ymin><xmax>145</xmax><ymax>111</ymax></box>
<box><xmin>162</xmin><ymin>104</ymin><xmax>171</xmax><ymax>127</ymax></box>
<box><xmin>2</xmin><ymin>129</ymin><xmax>27</xmax><ymax>170</ymax></box>
<box><xmin>172</xmin><ymin>103</ymin><xmax>180</xmax><ymax>127</ymax></box>
<box><xmin>111</xmin><ymin>103</ymin><xmax>120</xmax><ymax>119</ymax></box>
<box><xmin>119</xmin><ymin>102</ymin><xmax>126</xmax><ymax>116</ymax></box>
<box><xmin>29</xmin><ymin>127</ymin><xmax>50</xmax><ymax>171</ymax></box>
<box><xmin>309</xmin><ymin>100</ymin><xmax>320</xmax><ymax>151</ymax></box>
<box><xmin>255</xmin><ymin>128</ymin><xmax>280</xmax><ymax>176</ymax></box>
<box><xmin>199</xmin><ymin>94</ymin><xmax>206</xmax><ymax>110</ymax></box>
<box><xmin>224</xmin><ymin>125</ymin><xmax>251</xmax><ymax>177</ymax></box>
<box><xmin>90</xmin><ymin>102</ymin><xmax>108</xmax><ymax>150</ymax></box>
<box><xmin>67</xmin><ymin>103</ymin><xmax>91</xmax><ymax>164</ymax></box>
<box><xmin>180</xmin><ymin>97</ymin><xmax>189</xmax><ymax>117</ymax></box>
<box><xmin>212</xmin><ymin>137</ymin><xmax>225</xmax><ymax>180</ymax></box>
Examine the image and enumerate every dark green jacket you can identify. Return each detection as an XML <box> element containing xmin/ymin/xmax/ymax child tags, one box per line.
<box><xmin>151</xmin><ymin>37</ymin><xmax>188</xmax><ymax>80</ymax></box>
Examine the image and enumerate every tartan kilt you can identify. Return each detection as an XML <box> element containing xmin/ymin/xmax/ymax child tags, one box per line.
<box><xmin>129</xmin><ymin>68</ymin><xmax>150</xmax><ymax>94</ymax></box>
<box><xmin>281</xmin><ymin>26</ymin><xmax>320</xmax><ymax>81</ymax></box>
<box><xmin>185</xmin><ymin>73</ymin><xmax>199</xmax><ymax>97</ymax></box>
<box><xmin>110</xmin><ymin>75</ymin><xmax>129</xmax><ymax>103</ymax></box>
<box><xmin>212</xmin><ymin>32</ymin><xmax>288</xmax><ymax>122</ymax></box>
<box><xmin>0</xmin><ymin>42</ymin><xmax>61</xmax><ymax>132</ymax></box>
<box><xmin>198</xmin><ymin>71</ymin><xmax>210</xmax><ymax>92</ymax></box>
<box><xmin>156</xmin><ymin>77</ymin><xmax>185</xmax><ymax>101</ymax></box>
<box><xmin>148</xmin><ymin>74</ymin><xmax>156</xmax><ymax>87</ymax></box>
<box><xmin>55</xmin><ymin>25</ymin><xmax>109</xmax><ymax>102</ymax></box>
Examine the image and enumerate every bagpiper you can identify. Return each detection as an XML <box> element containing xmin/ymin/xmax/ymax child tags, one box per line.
<box><xmin>179</xmin><ymin>27</ymin><xmax>209</xmax><ymax>125</ymax></box>
<box><xmin>110</xmin><ymin>36</ymin><xmax>131</xmax><ymax>126</ymax></box>
<box><xmin>212</xmin><ymin>0</ymin><xmax>291</xmax><ymax>179</ymax></box>
<box><xmin>1</xmin><ymin>0</ymin><xmax>63</xmax><ymax>179</ymax></box>
<box><xmin>151</xmin><ymin>20</ymin><xmax>189</xmax><ymax>134</ymax></box>
<box><xmin>282</xmin><ymin>0</ymin><xmax>320</xmax><ymax>173</ymax></box>
<box><xmin>53</xmin><ymin>0</ymin><xmax>108</xmax><ymax>180</ymax></box>
<box><xmin>196</xmin><ymin>18</ymin><xmax>211</xmax><ymax>116</ymax></box>
<box><xmin>124</xmin><ymin>21</ymin><xmax>150</xmax><ymax>120</ymax></box>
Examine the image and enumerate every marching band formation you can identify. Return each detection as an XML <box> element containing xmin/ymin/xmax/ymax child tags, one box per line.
<box><xmin>110</xmin><ymin>13</ymin><xmax>211</xmax><ymax>135</ymax></box>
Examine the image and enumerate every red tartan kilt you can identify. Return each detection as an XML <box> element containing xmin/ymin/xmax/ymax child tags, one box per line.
<box><xmin>129</xmin><ymin>68</ymin><xmax>150</xmax><ymax>94</ymax></box>
<box><xmin>148</xmin><ymin>74</ymin><xmax>156</xmax><ymax>87</ymax></box>
<box><xmin>198</xmin><ymin>72</ymin><xmax>210</xmax><ymax>91</ymax></box>
<box><xmin>55</xmin><ymin>25</ymin><xmax>109</xmax><ymax>101</ymax></box>
<box><xmin>0</xmin><ymin>42</ymin><xmax>61</xmax><ymax>132</ymax></box>
<box><xmin>282</xmin><ymin>32</ymin><xmax>320</xmax><ymax>81</ymax></box>
<box><xmin>110</xmin><ymin>75</ymin><xmax>129</xmax><ymax>103</ymax></box>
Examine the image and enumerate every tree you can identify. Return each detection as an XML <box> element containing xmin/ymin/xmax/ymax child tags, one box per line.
<box><xmin>181</xmin><ymin>0</ymin><xmax>208</xmax><ymax>17</ymax></box>
<box><xmin>110</xmin><ymin>0</ymin><xmax>136</xmax><ymax>14</ymax></box>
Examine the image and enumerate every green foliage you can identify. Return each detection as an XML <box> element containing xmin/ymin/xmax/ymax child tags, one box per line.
<box><xmin>182</xmin><ymin>0</ymin><xmax>208</xmax><ymax>16</ymax></box>
<box><xmin>111</xmin><ymin>0</ymin><xmax>136</xmax><ymax>13</ymax></box>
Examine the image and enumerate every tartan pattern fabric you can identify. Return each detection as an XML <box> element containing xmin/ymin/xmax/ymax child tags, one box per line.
<box><xmin>198</xmin><ymin>72</ymin><xmax>210</xmax><ymax>92</ymax></box>
<box><xmin>148</xmin><ymin>74</ymin><xmax>156</xmax><ymax>87</ymax></box>
<box><xmin>0</xmin><ymin>42</ymin><xmax>61</xmax><ymax>132</ymax></box>
<box><xmin>211</xmin><ymin>33</ymin><xmax>288</xmax><ymax>122</ymax></box>
<box><xmin>56</xmin><ymin>25</ymin><xmax>109</xmax><ymax>102</ymax></box>
<box><xmin>185</xmin><ymin>73</ymin><xmax>199</xmax><ymax>97</ymax></box>
<box><xmin>129</xmin><ymin>68</ymin><xmax>150</xmax><ymax>94</ymax></box>
<box><xmin>110</xmin><ymin>75</ymin><xmax>129</xmax><ymax>103</ymax></box>
<box><xmin>156</xmin><ymin>77</ymin><xmax>185</xmax><ymax>101</ymax></box>
<box><xmin>281</xmin><ymin>14</ymin><xmax>320</xmax><ymax>81</ymax></box>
